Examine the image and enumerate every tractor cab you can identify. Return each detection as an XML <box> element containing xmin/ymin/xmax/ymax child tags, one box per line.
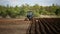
<box><xmin>27</xmin><ymin>11</ymin><xmax>33</xmax><ymax>20</ymax></box>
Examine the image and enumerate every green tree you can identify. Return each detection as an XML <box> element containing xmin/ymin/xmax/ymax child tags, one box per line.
<box><xmin>1</xmin><ymin>11</ymin><xmax>7</xmax><ymax>18</ymax></box>
<box><xmin>55</xmin><ymin>9</ymin><xmax>60</xmax><ymax>15</ymax></box>
<box><xmin>20</xmin><ymin>9</ymin><xmax>26</xmax><ymax>16</ymax></box>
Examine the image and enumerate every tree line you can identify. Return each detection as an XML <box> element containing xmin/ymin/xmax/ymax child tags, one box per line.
<box><xmin>0</xmin><ymin>4</ymin><xmax>60</xmax><ymax>18</ymax></box>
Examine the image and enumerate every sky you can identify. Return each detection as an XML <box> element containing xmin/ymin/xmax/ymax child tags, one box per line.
<box><xmin>0</xmin><ymin>0</ymin><xmax>60</xmax><ymax>6</ymax></box>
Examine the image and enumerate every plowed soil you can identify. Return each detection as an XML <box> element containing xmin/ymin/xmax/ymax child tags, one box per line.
<box><xmin>0</xmin><ymin>18</ymin><xmax>60</xmax><ymax>34</ymax></box>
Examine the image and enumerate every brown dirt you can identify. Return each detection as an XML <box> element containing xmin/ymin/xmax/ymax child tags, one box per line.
<box><xmin>0</xmin><ymin>19</ymin><xmax>31</xmax><ymax>34</ymax></box>
<box><xmin>0</xmin><ymin>18</ymin><xmax>60</xmax><ymax>34</ymax></box>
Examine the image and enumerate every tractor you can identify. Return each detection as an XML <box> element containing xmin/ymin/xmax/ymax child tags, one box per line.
<box><xmin>25</xmin><ymin>11</ymin><xmax>34</xmax><ymax>21</ymax></box>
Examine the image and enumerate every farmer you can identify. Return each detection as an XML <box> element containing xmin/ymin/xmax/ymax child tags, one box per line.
<box><xmin>27</xmin><ymin>11</ymin><xmax>33</xmax><ymax>20</ymax></box>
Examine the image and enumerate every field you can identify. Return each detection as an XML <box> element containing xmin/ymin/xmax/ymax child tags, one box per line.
<box><xmin>0</xmin><ymin>19</ymin><xmax>31</xmax><ymax>34</ymax></box>
<box><xmin>27</xmin><ymin>18</ymin><xmax>60</xmax><ymax>34</ymax></box>
<box><xmin>0</xmin><ymin>18</ymin><xmax>60</xmax><ymax>34</ymax></box>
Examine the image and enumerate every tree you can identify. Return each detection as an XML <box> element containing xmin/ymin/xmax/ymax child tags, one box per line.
<box><xmin>20</xmin><ymin>9</ymin><xmax>26</xmax><ymax>16</ymax></box>
<box><xmin>1</xmin><ymin>11</ymin><xmax>7</xmax><ymax>18</ymax></box>
<box><xmin>55</xmin><ymin>9</ymin><xmax>60</xmax><ymax>15</ymax></box>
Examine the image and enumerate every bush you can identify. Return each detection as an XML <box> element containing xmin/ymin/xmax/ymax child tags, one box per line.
<box><xmin>33</xmin><ymin>11</ymin><xmax>40</xmax><ymax>17</ymax></box>
<box><xmin>1</xmin><ymin>11</ymin><xmax>7</xmax><ymax>18</ymax></box>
